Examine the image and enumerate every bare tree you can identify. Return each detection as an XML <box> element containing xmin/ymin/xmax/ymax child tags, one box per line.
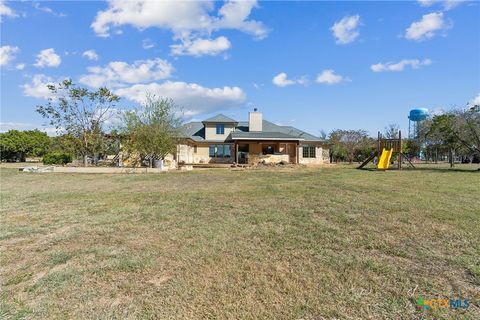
<box><xmin>329</xmin><ymin>129</ymin><xmax>371</xmax><ymax>164</ymax></box>
<box><xmin>36</xmin><ymin>79</ymin><xmax>120</xmax><ymax>165</ymax></box>
<box><xmin>383</xmin><ymin>124</ymin><xmax>400</xmax><ymax>139</ymax></box>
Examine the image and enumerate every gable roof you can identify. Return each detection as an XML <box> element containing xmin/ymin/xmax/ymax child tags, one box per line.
<box><xmin>179</xmin><ymin>115</ymin><xmax>322</xmax><ymax>142</ymax></box>
<box><xmin>178</xmin><ymin>121</ymin><xmax>205</xmax><ymax>142</ymax></box>
<box><xmin>202</xmin><ymin>114</ymin><xmax>238</xmax><ymax>123</ymax></box>
<box><xmin>237</xmin><ymin>120</ymin><xmax>322</xmax><ymax>142</ymax></box>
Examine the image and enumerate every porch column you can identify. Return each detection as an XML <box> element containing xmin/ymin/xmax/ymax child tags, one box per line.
<box><xmin>296</xmin><ymin>142</ymin><xmax>299</xmax><ymax>164</ymax></box>
<box><xmin>235</xmin><ymin>143</ymin><xmax>239</xmax><ymax>164</ymax></box>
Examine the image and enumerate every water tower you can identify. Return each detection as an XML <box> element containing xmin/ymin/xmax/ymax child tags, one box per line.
<box><xmin>408</xmin><ymin>108</ymin><xmax>429</xmax><ymax>139</ymax></box>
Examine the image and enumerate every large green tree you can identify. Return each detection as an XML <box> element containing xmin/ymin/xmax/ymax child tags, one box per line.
<box><xmin>122</xmin><ymin>96</ymin><xmax>183</xmax><ymax>167</ymax></box>
<box><xmin>36</xmin><ymin>79</ymin><xmax>120</xmax><ymax>165</ymax></box>
<box><xmin>0</xmin><ymin>130</ymin><xmax>51</xmax><ymax>162</ymax></box>
<box><xmin>421</xmin><ymin>107</ymin><xmax>480</xmax><ymax>166</ymax></box>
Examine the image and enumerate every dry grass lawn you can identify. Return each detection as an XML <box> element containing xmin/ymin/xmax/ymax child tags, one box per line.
<box><xmin>0</xmin><ymin>165</ymin><xmax>479</xmax><ymax>319</ymax></box>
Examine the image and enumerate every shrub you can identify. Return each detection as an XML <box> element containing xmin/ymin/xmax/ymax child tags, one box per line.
<box><xmin>42</xmin><ymin>152</ymin><xmax>72</xmax><ymax>165</ymax></box>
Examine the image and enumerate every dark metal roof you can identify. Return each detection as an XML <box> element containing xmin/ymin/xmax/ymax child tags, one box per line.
<box><xmin>178</xmin><ymin>122</ymin><xmax>205</xmax><ymax>141</ymax></box>
<box><xmin>179</xmin><ymin>117</ymin><xmax>322</xmax><ymax>142</ymax></box>
<box><xmin>202</xmin><ymin>114</ymin><xmax>238</xmax><ymax>123</ymax></box>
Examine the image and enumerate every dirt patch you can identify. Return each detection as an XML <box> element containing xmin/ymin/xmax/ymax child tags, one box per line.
<box><xmin>147</xmin><ymin>274</ymin><xmax>172</xmax><ymax>287</ymax></box>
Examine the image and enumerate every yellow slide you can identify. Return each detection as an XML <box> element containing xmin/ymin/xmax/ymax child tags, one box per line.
<box><xmin>377</xmin><ymin>148</ymin><xmax>393</xmax><ymax>170</ymax></box>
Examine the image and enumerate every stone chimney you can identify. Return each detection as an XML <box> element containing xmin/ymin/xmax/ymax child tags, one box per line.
<box><xmin>249</xmin><ymin>108</ymin><xmax>262</xmax><ymax>132</ymax></box>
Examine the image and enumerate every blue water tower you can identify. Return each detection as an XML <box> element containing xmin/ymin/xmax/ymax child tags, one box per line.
<box><xmin>408</xmin><ymin>108</ymin><xmax>429</xmax><ymax>138</ymax></box>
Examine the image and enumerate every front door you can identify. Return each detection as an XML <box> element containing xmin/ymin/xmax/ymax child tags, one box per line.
<box><xmin>237</xmin><ymin>144</ymin><xmax>249</xmax><ymax>164</ymax></box>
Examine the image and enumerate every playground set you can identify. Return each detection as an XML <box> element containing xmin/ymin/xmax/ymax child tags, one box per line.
<box><xmin>357</xmin><ymin>130</ymin><xmax>415</xmax><ymax>170</ymax></box>
<box><xmin>358</xmin><ymin>108</ymin><xmax>428</xmax><ymax>170</ymax></box>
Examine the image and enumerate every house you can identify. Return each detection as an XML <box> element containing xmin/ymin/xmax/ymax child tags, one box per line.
<box><xmin>174</xmin><ymin>109</ymin><xmax>329</xmax><ymax>165</ymax></box>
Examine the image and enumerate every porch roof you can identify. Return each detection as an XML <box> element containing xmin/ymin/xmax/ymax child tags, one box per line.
<box><xmin>230</xmin><ymin>131</ymin><xmax>303</xmax><ymax>141</ymax></box>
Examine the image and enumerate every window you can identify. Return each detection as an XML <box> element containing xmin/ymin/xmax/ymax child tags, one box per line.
<box><xmin>194</xmin><ymin>145</ymin><xmax>197</xmax><ymax>153</ymax></box>
<box><xmin>208</xmin><ymin>144</ymin><xmax>232</xmax><ymax>158</ymax></box>
<box><xmin>217</xmin><ymin>145</ymin><xmax>224</xmax><ymax>157</ymax></box>
<box><xmin>224</xmin><ymin>145</ymin><xmax>231</xmax><ymax>158</ymax></box>
<box><xmin>216</xmin><ymin>124</ymin><xmax>225</xmax><ymax>134</ymax></box>
<box><xmin>302</xmin><ymin>145</ymin><xmax>316</xmax><ymax>158</ymax></box>
<box><xmin>263</xmin><ymin>145</ymin><xmax>274</xmax><ymax>154</ymax></box>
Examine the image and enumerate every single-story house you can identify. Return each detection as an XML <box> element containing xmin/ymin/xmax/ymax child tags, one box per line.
<box><xmin>174</xmin><ymin>109</ymin><xmax>329</xmax><ymax>165</ymax></box>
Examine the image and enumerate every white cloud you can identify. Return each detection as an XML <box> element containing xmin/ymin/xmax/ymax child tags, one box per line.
<box><xmin>470</xmin><ymin>93</ymin><xmax>480</xmax><ymax>106</ymax></box>
<box><xmin>34</xmin><ymin>48</ymin><xmax>61</xmax><ymax>68</ymax></box>
<box><xmin>370</xmin><ymin>59</ymin><xmax>432</xmax><ymax>72</ymax></box>
<box><xmin>0</xmin><ymin>45</ymin><xmax>19</xmax><ymax>66</ymax></box>
<box><xmin>0</xmin><ymin>0</ymin><xmax>17</xmax><ymax>20</ymax></box>
<box><xmin>442</xmin><ymin>0</ymin><xmax>466</xmax><ymax>10</ymax></box>
<box><xmin>417</xmin><ymin>0</ymin><xmax>466</xmax><ymax>10</ymax></box>
<box><xmin>214</xmin><ymin>0</ymin><xmax>268</xmax><ymax>39</ymax></box>
<box><xmin>417</xmin><ymin>0</ymin><xmax>436</xmax><ymax>6</ymax></box>
<box><xmin>22</xmin><ymin>74</ymin><xmax>57</xmax><ymax>99</ymax></box>
<box><xmin>79</xmin><ymin>58</ymin><xmax>174</xmax><ymax>88</ymax></box>
<box><xmin>316</xmin><ymin>69</ymin><xmax>346</xmax><ymax>85</ymax></box>
<box><xmin>91</xmin><ymin>0</ymin><xmax>267</xmax><ymax>56</ymax></box>
<box><xmin>171</xmin><ymin>36</ymin><xmax>231</xmax><ymax>56</ymax></box>
<box><xmin>92</xmin><ymin>0</ymin><xmax>267</xmax><ymax>38</ymax></box>
<box><xmin>405</xmin><ymin>12</ymin><xmax>450</xmax><ymax>41</ymax></box>
<box><xmin>142</xmin><ymin>38</ymin><xmax>155</xmax><ymax>49</ymax></box>
<box><xmin>15</xmin><ymin>63</ymin><xmax>25</xmax><ymax>70</ymax></box>
<box><xmin>272</xmin><ymin>72</ymin><xmax>307</xmax><ymax>87</ymax></box>
<box><xmin>331</xmin><ymin>15</ymin><xmax>360</xmax><ymax>45</ymax></box>
<box><xmin>0</xmin><ymin>122</ymin><xmax>36</xmax><ymax>132</ymax></box>
<box><xmin>115</xmin><ymin>81</ymin><xmax>246</xmax><ymax>116</ymax></box>
<box><xmin>32</xmin><ymin>2</ymin><xmax>66</xmax><ymax>17</ymax></box>
<box><xmin>0</xmin><ymin>122</ymin><xmax>57</xmax><ymax>135</ymax></box>
<box><xmin>82</xmin><ymin>49</ymin><xmax>99</xmax><ymax>61</ymax></box>
<box><xmin>273</xmin><ymin>73</ymin><xmax>295</xmax><ymax>87</ymax></box>
<box><xmin>96</xmin><ymin>107</ymin><xmax>123</xmax><ymax>128</ymax></box>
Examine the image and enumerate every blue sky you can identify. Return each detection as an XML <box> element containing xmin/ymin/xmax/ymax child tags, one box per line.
<box><xmin>1</xmin><ymin>0</ymin><xmax>479</xmax><ymax>136</ymax></box>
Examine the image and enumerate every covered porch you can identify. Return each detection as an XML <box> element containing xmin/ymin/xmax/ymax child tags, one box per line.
<box><xmin>233</xmin><ymin>140</ymin><xmax>300</xmax><ymax>165</ymax></box>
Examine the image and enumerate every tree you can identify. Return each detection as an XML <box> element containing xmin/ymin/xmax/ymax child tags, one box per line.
<box><xmin>384</xmin><ymin>123</ymin><xmax>400</xmax><ymax>139</ymax></box>
<box><xmin>121</xmin><ymin>96</ymin><xmax>183</xmax><ymax>167</ymax></box>
<box><xmin>403</xmin><ymin>139</ymin><xmax>422</xmax><ymax>160</ymax></box>
<box><xmin>329</xmin><ymin>129</ymin><xmax>371</xmax><ymax>164</ymax></box>
<box><xmin>36</xmin><ymin>79</ymin><xmax>120</xmax><ymax>165</ymax></box>
<box><xmin>420</xmin><ymin>107</ymin><xmax>480</xmax><ymax>167</ymax></box>
<box><xmin>0</xmin><ymin>130</ymin><xmax>50</xmax><ymax>162</ymax></box>
<box><xmin>451</xmin><ymin>108</ymin><xmax>480</xmax><ymax>155</ymax></box>
<box><xmin>49</xmin><ymin>134</ymin><xmax>82</xmax><ymax>156</ymax></box>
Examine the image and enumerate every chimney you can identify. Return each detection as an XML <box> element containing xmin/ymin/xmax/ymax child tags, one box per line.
<box><xmin>249</xmin><ymin>109</ymin><xmax>262</xmax><ymax>132</ymax></box>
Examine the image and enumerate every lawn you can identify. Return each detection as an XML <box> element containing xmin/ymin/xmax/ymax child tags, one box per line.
<box><xmin>0</xmin><ymin>165</ymin><xmax>479</xmax><ymax>319</ymax></box>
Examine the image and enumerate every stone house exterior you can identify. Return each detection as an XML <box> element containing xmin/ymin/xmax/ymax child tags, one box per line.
<box><xmin>174</xmin><ymin>110</ymin><xmax>329</xmax><ymax>165</ymax></box>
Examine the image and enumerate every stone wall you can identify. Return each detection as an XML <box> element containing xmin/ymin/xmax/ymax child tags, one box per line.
<box><xmin>299</xmin><ymin>144</ymin><xmax>330</xmax><ymax>165</ymax></box>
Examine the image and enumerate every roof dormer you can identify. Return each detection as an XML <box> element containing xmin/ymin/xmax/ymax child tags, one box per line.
<box><xmin>202</xmin><ymin>114</ymin><xmax>238</xmax><ymax>141</ymax></box>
